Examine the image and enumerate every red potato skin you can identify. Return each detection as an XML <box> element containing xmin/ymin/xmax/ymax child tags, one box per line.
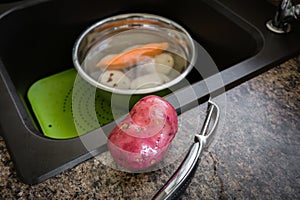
<box><xmin>108</xmin><ymin>95</ymin><xmax>178</xmax><ymax>171</ymax></box>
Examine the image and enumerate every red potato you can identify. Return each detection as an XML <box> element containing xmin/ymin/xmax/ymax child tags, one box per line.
<box><xmin>108</xmin><ymin>95</ymin><xmax>178</xmax><ymax>171</ymax></box>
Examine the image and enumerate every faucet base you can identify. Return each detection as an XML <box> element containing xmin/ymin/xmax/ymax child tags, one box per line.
<box><xmin>266</xmin><ymin>19</ymin><xmax>291</xmax><ymax>34</ymax></box>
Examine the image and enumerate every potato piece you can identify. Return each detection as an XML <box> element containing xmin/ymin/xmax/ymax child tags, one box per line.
<box><xmin>172</xmin><ymin>53</ymin><xmax>187</xmax><ymax>73</ymax></box>
<box><xmin>130</xmin><ymin>73</ymin><xmax>170</xmax><ymax>89</ymax></box>
<box><xmin>144</xmin><ymin>53</ymin><xmax>175</xmax><ymax>75</ymax></box>
<box><xmin>99</xmin><ymin>70</ymin><xmax>131</xmax><ymax>89</ymax></box>
<box><xmin>154</xmin><ymin>53</ymin><xmax>174</xmax><ymax>68</ymax></box>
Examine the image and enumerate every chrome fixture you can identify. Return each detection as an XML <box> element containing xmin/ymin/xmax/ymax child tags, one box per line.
<box><xmin>266</xmin><ymin>0</ymin><xmax>300</xmax><ymax>33</ymax></box>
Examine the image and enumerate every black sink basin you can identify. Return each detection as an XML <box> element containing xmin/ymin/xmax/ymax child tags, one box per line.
<box><xmin>0</xmin><ymin>0</ymin><xmax>299</xmax><ymax>184</ymax></box>
<box><xmin>0</xmin><ymin>0</ymin><xmax>261</xmax><ymax>101</ymax></box>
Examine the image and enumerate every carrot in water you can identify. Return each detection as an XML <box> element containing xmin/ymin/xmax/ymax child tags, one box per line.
<box><xmin>96</xmin><ymin>42</ymin><xmax>169</xmax><ymax>70</ymax></box>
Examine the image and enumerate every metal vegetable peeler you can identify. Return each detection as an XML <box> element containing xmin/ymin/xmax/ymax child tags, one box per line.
<box><xmin>152</xmin><ymin>100</ymin><xmax>220</xmax><ymax>200</ymax></box>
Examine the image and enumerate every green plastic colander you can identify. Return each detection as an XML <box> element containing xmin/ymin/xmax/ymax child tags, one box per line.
<box><xmin>27</xmin><ymin>69</ymin><xmax>125</xmax><ymax>139</ymax></box>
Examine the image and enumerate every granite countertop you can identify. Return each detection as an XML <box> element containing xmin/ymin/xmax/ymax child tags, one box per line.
<box><xmin>1</xmin><ymin>52</ymin><xmax>299</xmax><ymax>199</ymax></box>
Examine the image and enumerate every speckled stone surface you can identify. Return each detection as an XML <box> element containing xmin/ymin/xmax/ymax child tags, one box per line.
<box><xmin>1</xmin><ymin>56</ymin><xmax>299</xmax><ymax>199</ymax></box>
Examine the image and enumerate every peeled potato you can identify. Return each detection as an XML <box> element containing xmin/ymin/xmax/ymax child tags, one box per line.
<box><xmin>143</xmin><ymin>53</ymin><xmax>174</xmax><ymax>75</ymax></box>
<box><xmin>172</xmin><ymin>53</ymin><xmax>187</xmax><ymax>73</ymax></box>
<box><xmin>99</xmin><ymin>70</ymin><xmax>131</xmax><ymax>89</ymax></box>
<box><xmin>154</xmin><ymin>53</ymin><xmax>174</xmax><ymax>68</ymax></box>
<box><xmin>130</xmin><ymin>73</ymin><xmax>170</xmax><ymax>89</ymax></box>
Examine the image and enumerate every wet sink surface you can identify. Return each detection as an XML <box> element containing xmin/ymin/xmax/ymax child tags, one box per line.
<box><xmin>0</xmin><ymin>0</ymin><xmax>300</xmax><ymax>184</ymax></box>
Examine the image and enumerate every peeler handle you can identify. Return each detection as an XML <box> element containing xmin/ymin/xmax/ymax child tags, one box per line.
<box><xmin>152</xmin><ymin>100</ymin><xmax>220</xmax><ymax>200</ymax></box>
<box><xmin>152</xmin><ymin>141</ymin><xmax>204</xmax><ymax>200</ymax></box>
